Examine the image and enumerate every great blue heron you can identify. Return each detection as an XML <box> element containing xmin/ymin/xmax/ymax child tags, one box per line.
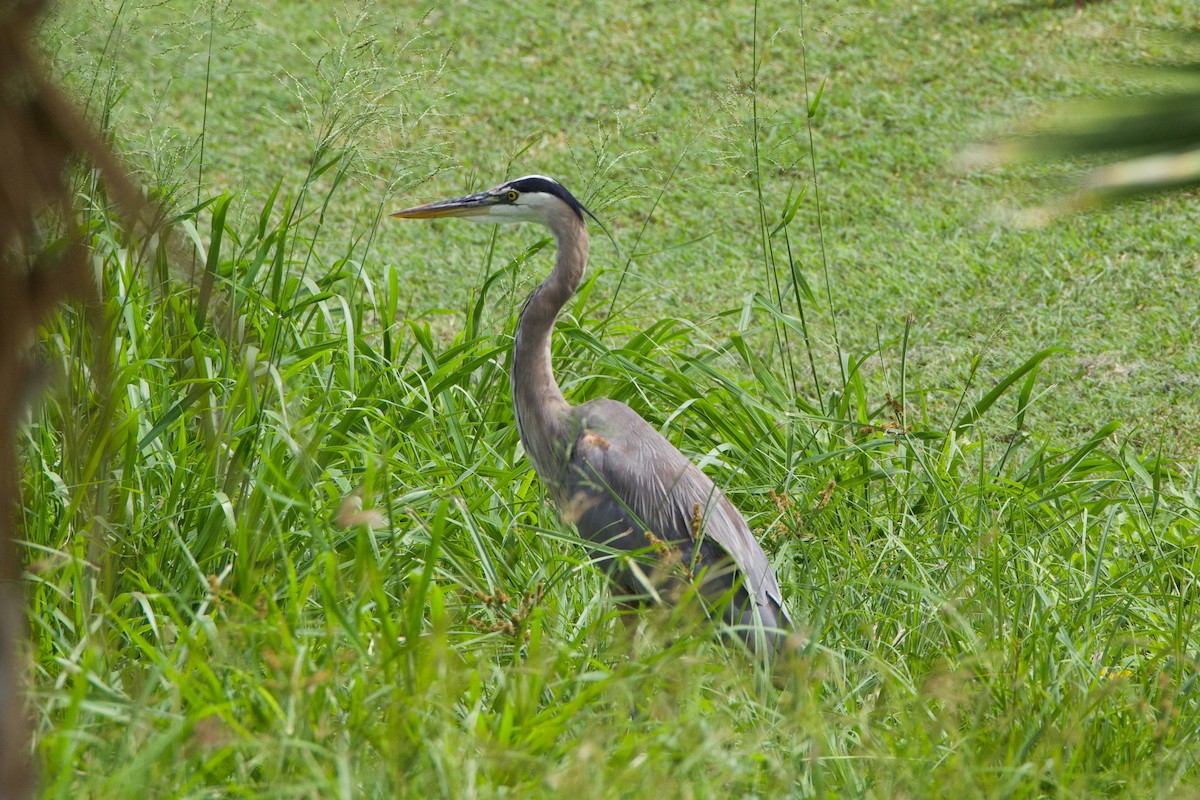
<box><xmin>392</xmin><ymin>175</ymin><xmax>790</xmax><ymax>660</ymax></box>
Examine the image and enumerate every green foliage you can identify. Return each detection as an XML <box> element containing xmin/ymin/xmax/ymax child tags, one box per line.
<box><xmin>21</xmin><ymin>153</ymin><xmax>1200</xmax><ymax>796</ymax></box>
<box><xmin>23</xmin><ymin>0</ymin><xmax>1200</xmax><ymax>797</ymax></box>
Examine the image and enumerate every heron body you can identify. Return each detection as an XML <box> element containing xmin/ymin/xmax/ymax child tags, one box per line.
<box><xmin>393</xmin><ymin>176</ymin><xmax>790</xmax><ymax>659</ymax></box>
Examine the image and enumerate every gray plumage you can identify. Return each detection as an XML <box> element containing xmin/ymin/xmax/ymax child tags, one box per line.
<box><xmin>393</xmin><ymin>175</ymin><xmax>790</xmax><ymax>660</ymax></box>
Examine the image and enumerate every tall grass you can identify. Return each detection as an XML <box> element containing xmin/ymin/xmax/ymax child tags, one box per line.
<box><xmin>21</xmin><ymin>2</ymin><xmax>1200</xmax><ymax>797</ymax></box>
<box><xmin>19</xmin><ymin>147</ymin><xmax>1200</xmax><ymax>795</ymax></box>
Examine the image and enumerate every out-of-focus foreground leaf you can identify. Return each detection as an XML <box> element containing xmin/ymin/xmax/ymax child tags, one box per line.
<box><xmin>976</xmin><ymin>36</ymin><xmax>1200</xmax><ymax>218</ymax></box>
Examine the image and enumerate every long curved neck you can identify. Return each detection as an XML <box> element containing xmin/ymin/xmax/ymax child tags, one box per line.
<box><xmin>512</xmin><ymin>209</ymin><xmax>589</xmax><ymax>481</ymax></box>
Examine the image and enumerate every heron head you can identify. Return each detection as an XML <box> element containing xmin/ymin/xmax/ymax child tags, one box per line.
<box><xmin>390</xmin><ymin>175</ymin><xmax>587</xmax><ymax>228</ymax></box>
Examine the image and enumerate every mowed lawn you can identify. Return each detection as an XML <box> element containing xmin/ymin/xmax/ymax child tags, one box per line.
<box><xmin>49</xmin><ymin>0</ymin><xmax>1200</xmax><ymax>453</ymax></box>
<box><xmin>22</xmin><ymin>1</ymin><xmax>1200</xmax><ymax>797</ymax></box>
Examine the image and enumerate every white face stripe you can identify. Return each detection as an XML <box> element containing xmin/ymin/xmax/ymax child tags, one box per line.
<box><xmin>515</xmin><ymin>192</ymin><xmax>563</xmax><ymax>210</ymax></box>
<box><xmin>485</xmin><ymin>191</ymin><xmax>563</xmax><ymax>223</ymax></box>
<box><xmin>508</xmin><ymin>174</ymin><xmax>558</xmax><ymax>186</ymax></box>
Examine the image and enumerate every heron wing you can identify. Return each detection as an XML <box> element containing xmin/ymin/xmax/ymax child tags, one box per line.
<box><xmin>561</xmin><ymin>398</ymin><xmax>789</xmax><ymax>627</ymax></box>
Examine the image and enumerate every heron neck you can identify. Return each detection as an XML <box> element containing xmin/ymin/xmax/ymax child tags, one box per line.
<box><xmin>512</xmin><ymin>211</ymin><xmax>589</xmax><ymax>479</ymax></box>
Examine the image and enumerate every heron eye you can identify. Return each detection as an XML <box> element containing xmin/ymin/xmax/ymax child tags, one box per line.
<box><xmin>505</xmin><ymin>190</ymin><xmax>519</xmax><ymax>202</ymax></box>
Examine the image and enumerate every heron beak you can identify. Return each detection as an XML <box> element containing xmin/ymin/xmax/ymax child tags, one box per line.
<box><xmin>390</xmin><ymin>191</ymin><xmax>498</xmax><ymax>219</ymax></box>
